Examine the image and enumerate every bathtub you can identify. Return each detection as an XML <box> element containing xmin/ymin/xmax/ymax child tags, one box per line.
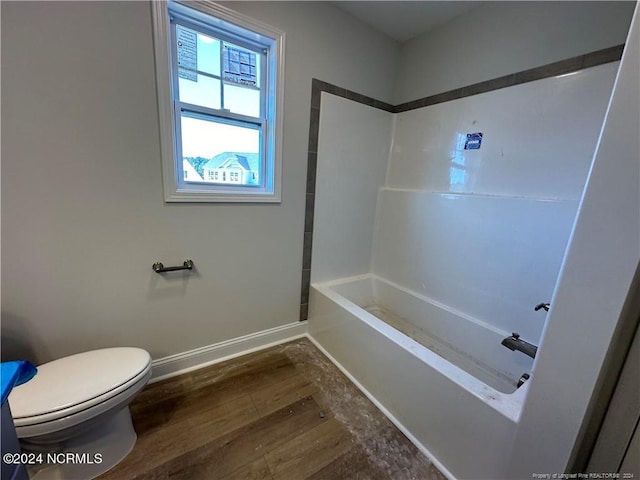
<box><xmin>307</xmin><ymin>273</ymin><xmax>534</xmax><ymax>480</ymax></box>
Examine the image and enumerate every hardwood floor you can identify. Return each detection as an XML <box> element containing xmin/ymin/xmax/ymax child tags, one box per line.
<box><xmin>97</xmin><ymin>338</ymin><xmax>446</xmax><ymax>480</ymax></box>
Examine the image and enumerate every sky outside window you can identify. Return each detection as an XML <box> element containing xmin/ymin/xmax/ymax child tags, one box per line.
<box><xmin>181</xmin><ymin>116</ymin><xmax>259</xmax><ymax>158</ymax></box>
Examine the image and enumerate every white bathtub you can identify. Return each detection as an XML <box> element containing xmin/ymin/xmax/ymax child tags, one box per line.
<box><xmin>308</xmin><ymin>273</ymin><xmax>534</xmax><ymax>480</ymax></box>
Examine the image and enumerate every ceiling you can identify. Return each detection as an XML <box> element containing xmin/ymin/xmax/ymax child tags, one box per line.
<box><xmin>332</xmin><ymin>1</ymin><xmax>483</xmax><ymax>43</ymax></box>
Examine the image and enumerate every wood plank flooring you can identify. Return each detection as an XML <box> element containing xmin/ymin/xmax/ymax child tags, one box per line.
<box><xmin>97</xmin><ymin>338</ymin><xmax>446</xmax><ymax>480</ymax></box>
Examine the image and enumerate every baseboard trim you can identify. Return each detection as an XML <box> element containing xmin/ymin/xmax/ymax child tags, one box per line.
<box><xmin>150</xmin><ymin>321</ymin><xmax>308</xmax><ymax>383</ymax></box>
<box><xmin>306</xmin><ymin>334</ymin><xmax>456</xmax><ymax>480</ymax></box>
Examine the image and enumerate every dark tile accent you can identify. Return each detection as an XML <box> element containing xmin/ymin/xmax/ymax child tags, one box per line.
<box><xmin>299</xmin><ymin>44</ymin><xmax>624</xmax><ymax>321</ymax></box>
<box><xmin>394</xmin><ymin>98</ymin><xmax>425</xmax><ymax>113</ymax></box>
<box><xmin>426</xmin><ymin>89</ymin><xmax>466</xmax><ymax>106</ymax></box>
<box><xmin>312</xmin><ymin>78</ymin><xmax>395</xmax><ymax>112</ymax></box>
<box><xmin>304</xmin><ymin>194</ymin><xmax>315</xmax><ymax>233</ymax></box>
<box><xmin>311</xmin><ymin>79</ymin><xmax>333</xmax><ymax>95</ymax></box>
<box><xmin>373</xmin><ymin>99</ymin><xmax>395</xmax><ymax>112</ymax></box>
<box><xmin>302</xmin><ymin>232</ymin><xmax>312</xmax><ymax>270</ymax></box>
<box><xmin>462</xmin><ymin>74</ymin><xmax>515</xmax><ymax>97</ymax></box>
<box><xmin>311</xmin><ymin>84</ymin><xmax>322</xmax><ymax>109</ymax></box>
<box><xmin>345</xmin><ymin>89</ymin><xmax>387</xmax><ymax>110</ymax></box>
<box><xmin>300</xmin><ymin>269</ymin><xmax>311</xmax><ymax>305</ymax></box>
<box><xmin>299</xmin><ymin>303</ymin><xmax>308</xmax><ymax>322</ymax></box>
<box><xmin>323</xmin><ymin>83</ymin><xmax>347</xmax><ymax>98</ymax></box>
<box><xmin>344</xmin><ymin>89</ymin><xmax>370</xmax><ymax>106</ymax></box>
<box><xmin>514</xmin><ymin>55</ymin><xmax>584</xmax><ymax>85</ymax></box>
<box><xmin>308</xmin><ymin>107</ymin><xmax>320</xmax><ymax>153</ymax></box>
<box><xmin>581</xmin><ymin>44</ymin><xmax>625</xmax><ymax>69</ymax></box>
<box><xmin>306</xmin><ymin>153</ymin><xmax>317</xmax><ymax>195</ymax></box>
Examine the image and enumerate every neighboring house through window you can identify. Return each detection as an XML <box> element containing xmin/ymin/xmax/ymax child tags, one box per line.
<box><xmin>201</xmin><ymin>152</ymin><xmax>259</xmax><ymax>185</ymax></box>
<box><xmin>152</xmin><ymin>1</ymin><xmax>285</xmax><ymax>202</ymax></box>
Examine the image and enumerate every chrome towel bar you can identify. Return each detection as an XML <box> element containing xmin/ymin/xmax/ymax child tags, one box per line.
<box><xmin>152</xmin><ymin>259</ymin><xmax>194</xmax><ymax>273</ymax></box>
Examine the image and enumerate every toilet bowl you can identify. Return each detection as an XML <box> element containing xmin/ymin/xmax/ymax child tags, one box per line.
<box><xmin>8</xmin><ymin>347</ymin><xmax>152</xmax><ymax>480</ymax></box>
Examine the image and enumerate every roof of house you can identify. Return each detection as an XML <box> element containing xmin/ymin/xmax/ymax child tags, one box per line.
<box><xmin>203</xmin><ymin>152</ymin><xmax>260</xmax><ymax>172</ymax></box>
<box><xmin>182</xmin><ymin>158</ymin><xmax>203</xmax><ymax>181</ymax></box>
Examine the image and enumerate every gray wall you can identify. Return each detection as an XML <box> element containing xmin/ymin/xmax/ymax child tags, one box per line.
<box><xmin>394</xmin><ymin>1</ymin><xmax>636</xmax><ymax>103</ymax></box>
<box><xmin>0</xmin><ymin>1</ymin><xmax>398</xmax><ymax>363</ymax></box>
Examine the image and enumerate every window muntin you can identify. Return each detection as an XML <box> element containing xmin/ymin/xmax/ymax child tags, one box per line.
<box><xmin>152</xmin><ymin>1</ymin><xmax>284</xmax><ymax>202</ymax></box>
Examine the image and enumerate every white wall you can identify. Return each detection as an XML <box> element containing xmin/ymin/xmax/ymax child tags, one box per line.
<box><xmin>311</xmin><ymin>93</ymin><xmax>393</xmax><ymax>283</ymax></box>
<box><xmin>0</xmin><ymin>1</ymin><xmax>399</xmax><ymax>364</ymax></box>
<box><xmin>394</xmin><ymin>1</ymin><xmax>635</xmax><ymax>103</ymax></box>
<box><xmin>372</xmin><ymin>63</ymin><xmax>618</xmax><ymax>344</ymax></box>
<box><xmin>373</xmin><ymin>191</ymin><xmax>578</xmax><ymax>343</ymax></box>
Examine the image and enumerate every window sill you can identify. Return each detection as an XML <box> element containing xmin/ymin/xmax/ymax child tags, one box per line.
<box><xmin>165</xmin><ymin>190</ymin><xmax>282</xmax><ymax>203</ymax></box>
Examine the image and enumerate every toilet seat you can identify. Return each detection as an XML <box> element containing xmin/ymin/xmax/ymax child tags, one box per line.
<box><xmin>9</xmin><ymin>347</ymin><xmax>151</xmax><ymax>428</ymax></box>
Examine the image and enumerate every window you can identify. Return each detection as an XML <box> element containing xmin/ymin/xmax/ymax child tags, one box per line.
<box><xmin>152</xmin><ymin>1</ymin><xmax>285</xmax><ymax>202</ymax></box>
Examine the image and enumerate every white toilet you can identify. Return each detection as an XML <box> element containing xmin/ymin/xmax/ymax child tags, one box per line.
<box><xmin>8</xmin><ymin>347</ymin><xmax>152</xmax><ymax>480</ymax></box>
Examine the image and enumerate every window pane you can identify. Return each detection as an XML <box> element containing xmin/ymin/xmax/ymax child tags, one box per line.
<box><xmin>176</xmin><ymin>25</ymin><xmax>220</xmax><ymax>77</ymax></box>
<box><xmin>224</xmin><ymin>84</ymin><xmax>260</xmax><ymax>117</ymax></box>
<box><xmin>197</xmin><ymin>33</ymin><xmax>220</xmax><ymax>76</ymax></box>
<box><xmin>176</xmin><ymin>25</ymin><xmax>198</xmax><ymax>80</ymax></box>
<box><xmin>181</xmin><ymin>114</ymin><xmax>261</xmax><ymax>186</ymax></box>
<box><xmin>222</xmin><ymin>43</ymin><xmax>259</xmax><ymax>88</ymax></box>
<box><xmin>178</xmin><ymin>75</ymin><xmax>221</xmax><ymax>110</ymax></box>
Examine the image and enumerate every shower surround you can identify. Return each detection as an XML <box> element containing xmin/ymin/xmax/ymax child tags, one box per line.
<box><xmin>305</xmin><ymin>53</ymin><xmax>621</xmax><ymax>479</ymax></box>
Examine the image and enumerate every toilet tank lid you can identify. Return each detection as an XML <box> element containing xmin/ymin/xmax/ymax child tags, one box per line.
<box><xmin>8</xmin><ymin>347</ymin><xmax>151</xmax><ymax>419</ymax></box>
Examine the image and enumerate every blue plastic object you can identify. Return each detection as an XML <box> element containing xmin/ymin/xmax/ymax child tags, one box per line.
<box><xmin>1</xmin><ymin>361</ymin><xmax>37</xmax><ymax>405</ymax></box>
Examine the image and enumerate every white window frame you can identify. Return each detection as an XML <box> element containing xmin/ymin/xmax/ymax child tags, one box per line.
<box><xmin>152</xmin><ymin>1</ymin><xmax>285</xmax><ymax>202</ymax></box>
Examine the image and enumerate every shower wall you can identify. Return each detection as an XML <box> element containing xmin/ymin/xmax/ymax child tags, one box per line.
<box><xmin>312</xmin><ymin>61</ymin><xmax>619</xmax><ymax>347</ymax></box>
<box><xmin>372</xmin><ymin>62</ymin><xmax>619</xmax><ymax>343</ymax></box>
<box><xmin>311</xmin><ymin>93</ymin><xmax>393</xmax><ymax>283</ymax></box>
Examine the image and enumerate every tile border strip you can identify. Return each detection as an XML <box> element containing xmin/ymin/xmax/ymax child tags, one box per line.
<box><xmin>299</xmin><ymin>44</ymin><xmax>624</xmax><ymax>320</ymax></box>
<box><xmin>394</xmin><ymin>44</ymin><xmax>624</xmax><ymax>112</ymax></box>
